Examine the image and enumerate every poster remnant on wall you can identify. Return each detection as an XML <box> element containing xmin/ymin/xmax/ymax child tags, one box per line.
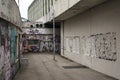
<box><xmin>72</xmin><ymin>36</ymin><xmax>80</xmax><ymax>54</ymax></box>
<box><xmin>64</xmin><ymin>32</ymin><xmax>117</xmax><ymax>61</ymax></box>
<box><xmin>0</xmin><ymin>22</ymin><xmax>11</xmax><ymax>80</ymax></box>
<box><xmin>90</xmin><ymin>32</ymin><xmax>117</xmax><ymax>61</ymax></box>
<box><xmin>65</xmin><ymin>37</ymin><xmax>73</xmax><ymax>53</ymax></box>
<box><xmin>65</xmin><ymin>37</ymin><xmax>69</xmax><ymax>52</ymax></box>
<box><xmin>75</xmin><ymin>37</ymin><xmax>80</xmax><ymax>54</ymax></box>
<box><xmin>91</xmin><ymin>35</ymin><xmax>96</xmax><ymax>58</ymax></box>
<box><xmin>80</xmin><ymin>36</ymin><xmax>86</xmax><ymax>55</ymax></box>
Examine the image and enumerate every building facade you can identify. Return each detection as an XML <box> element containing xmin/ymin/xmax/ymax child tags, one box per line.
<box><xmin>28</xmin><ymin>0</ymin><xmax>120</xmax><ymax>80</ymax></box>
<box><xmin>28</xmin><ymin>0</ymin><xmax>54</xmax><ymax>21</ymax></box>
<box><xmin>0</xmin><ymin>0</ymin><xmax>22</xmax><ymax>80</ymax></box>
<box><xmin>28</xmin><ymin>0</ymin><xmax>43</xmax><ymax>21</ymax></box>
<box><xmin>22</xmin><ymin>21</ymin><xmax>60</xmax><ymax>53</ymax></box>
<box><xmin>28</xmin><ymin>0</ymin><xmax>55</xmax><ymax>22</ymax></box>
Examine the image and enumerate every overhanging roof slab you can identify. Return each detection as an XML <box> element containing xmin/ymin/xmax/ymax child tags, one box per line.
<box><xmin>56</xmin><ymin>0</ymin><xmax>108</xmax><ymax>20</ymax></box>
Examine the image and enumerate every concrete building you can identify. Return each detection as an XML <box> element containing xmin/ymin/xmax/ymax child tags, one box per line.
<box><xmin>22</xmin><ymin>20</ymin><xmax>60</xmax><ymax>53</ymax></box>
<box><xmin>28</xmin><ymin>0</ymin><xmax>43</xmax><ymax>21</ymax></box>
<box><xmin>28</xmin><ymin>0</ymin><xmax>54</xmax><ymax>22</ymax></box>
<box><xmin>0</xmin><ymin>0</ymin><xmax>22</xmax><ymax>80</ymax></box>
<box><xmin>28</xmin><ymin>0</ymin><xmax>54</xmax><ymax>21</ymax></box>
<box><xmin>28</xmin><ymin>0</ymin><xmax>120</xmax><ymax>80</ymax></box>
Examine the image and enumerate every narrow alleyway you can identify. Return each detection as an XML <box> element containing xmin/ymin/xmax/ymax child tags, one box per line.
<box><xmin>14</xmin><ymin>53</ymin><xmax>117</xmax><ymax>80</ymax></box>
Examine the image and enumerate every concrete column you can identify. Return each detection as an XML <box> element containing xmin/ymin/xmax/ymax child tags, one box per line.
<box><xmin>60</xmin><ymin>21</ymin><xmax>64</xmax><ymax>56</ymax></box>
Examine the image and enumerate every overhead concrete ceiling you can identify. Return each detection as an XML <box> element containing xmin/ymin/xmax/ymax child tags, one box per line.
<box><xmin>55</xmin><ymin>0</ymin><xmax>108</xmax><ymax>20</ymax></box>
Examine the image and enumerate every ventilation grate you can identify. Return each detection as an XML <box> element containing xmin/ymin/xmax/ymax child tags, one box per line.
<box><xmin>63</xmin><ymin>65</ymin><xmax>88</xmax><ymax>69</ymax></box>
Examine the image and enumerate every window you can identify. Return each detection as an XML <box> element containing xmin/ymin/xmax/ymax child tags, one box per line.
<box><xmin>51</xmin><ymin>0</ymin><xmax>53</xmax><ymax>5</ymax></box>
<box><xmin>30</xmin><ymin>25</ymin><xmax>33</xmax><ymax>28</ymax></box>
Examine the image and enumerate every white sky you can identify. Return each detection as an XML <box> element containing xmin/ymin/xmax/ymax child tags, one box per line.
<box><xmin>16</xmin><ymin>0</ymin><xmax>34</xmax><ymax>19</ymax></box>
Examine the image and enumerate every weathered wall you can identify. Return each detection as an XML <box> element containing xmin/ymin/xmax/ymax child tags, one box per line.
<box><xmin>54</xmin><ymin>0</ymin><xmax>80</xmax><ymax>17</ymax></box>
<box><xmin>0</xmin><ymin>0</ymin><xmax>21</xmax><ymax>80</ymax></box>
<box><xmin>62</xmin><ymin>0</ymin><xmax>120</xmax><ymax>79</ymax></box>
<box><xmin>0</xmin><ymin>0</ymin><xmax>21</xmax><ymax>27</ymax></box>
<box><xmin>0</xmin><ymin>21</ymin><xmax>19</xmax><ymax>80</ymax></box>
<box><xmin>36</xmin><ymin>0</ymin><xmax>81</xmax><ymax>23</ymax></box>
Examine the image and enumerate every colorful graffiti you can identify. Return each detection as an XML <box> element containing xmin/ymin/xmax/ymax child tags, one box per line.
<box><xmin>23</xmin><ymin>34</ymin><xmax>60</xmax><ymax>53</ymax></box>
<box><xmin>0</xmin><ymin>21</ymin><xmax>19</xmax><ymax>80</ymax></box>
<box><xmin>0</xmin><ymin>22</ymin><xmax>11</xmax><ymax>80</ymax></box>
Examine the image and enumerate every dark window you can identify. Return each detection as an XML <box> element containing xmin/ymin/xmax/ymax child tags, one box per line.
<box><xmin>36</xmin><ymin>24</ymin><xmax>39</xmax><ymax>28</ymax></box>
<box><xmin>39</xmin><ymin>24</ymin><xmax>43</xmax><ymax>27</ymax></box>
<box><xmin>30</xmin><ymin>25</ymin><xmax>33</xmax><ymax>28</ymax></box>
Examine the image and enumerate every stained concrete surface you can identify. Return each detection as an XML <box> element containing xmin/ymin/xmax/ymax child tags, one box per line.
<box><xmin>14</xmin><ymin>53</ymin><xmax>117</xmax><ymax>80</ymax></box>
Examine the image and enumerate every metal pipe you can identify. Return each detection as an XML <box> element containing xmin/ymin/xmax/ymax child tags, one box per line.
<box><xmin>53</xmin><ymin>4</ymin><xmax>56</xmax><ymax>60</ymax></box>
<box><xmin>53</xmin><ymin>18</ymin><xmax>55</xmax><ymax>60</ymax></box>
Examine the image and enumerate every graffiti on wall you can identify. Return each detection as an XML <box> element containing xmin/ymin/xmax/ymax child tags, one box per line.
<box><xmin>23</xmin><ymin>34</ymin><xmax>60</xmax><ymax>53</ymax></box>
<box><xmin>90</xmin><ymin>32</ymin><xmax>117</xmax><ymax>61</ymax></box>
<box><xmin>25</xmin><ymin>28</ymin><xmax>54</xmax><ymax>34</ymax></box>
<box><xmin>39</xmin><ymin>35</ymin><xmax>60</xmax><ymax>53</ymax></box>
<box><xmin>65</xmin><ymin>32</ymin><xmax>117</xmax><ymax>61</ymax></box>
<box><xmin>0</xmin><ymin>22</ymin><xmax>11</xmax><ymax>80</ymax></box>
<box><xmin>65</xmin><ymin>36</ymin><xmax>80</xmax><ymax>54</ymax></box>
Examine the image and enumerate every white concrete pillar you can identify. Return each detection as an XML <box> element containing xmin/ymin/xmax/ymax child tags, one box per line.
<box><xmin>61</xmin><ymin>21</ymin><xmax>64</xmax><ymax>56</ymax></box>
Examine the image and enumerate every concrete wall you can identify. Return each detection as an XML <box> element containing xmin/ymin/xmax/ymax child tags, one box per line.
<box><xmin>0</xmin><ymin>0</ymin><xmax>21</xmax><ymax>27</ymax></box>
<box><xmin>28</xmin><ymin>0</ymin><xmax>44</xmax><ymax>21</ymax></box>
<box><xmin>54</xmin><ymin>0</ymin><xmax>80</xmax><ymax>17</ymax></box>
<box><xmin>36</xmin><ymin>0</ymin><xmax>80</xmax><ymax>23</ymax></box>
<box><xmin>28</xmin><ymin>0</ymin><xmax>55</xmax><ymax>21</ymax></box>
<box><xmin>62</xmin><ymin>0</ymin><xmax>120</xmax><ymax>79</ymax></box>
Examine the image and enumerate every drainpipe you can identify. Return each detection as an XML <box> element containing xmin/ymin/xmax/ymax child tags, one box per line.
<box><xmin>53</xmin><ymin>3</ymin><xmax>56</xmax><ymax>60</ymax></box>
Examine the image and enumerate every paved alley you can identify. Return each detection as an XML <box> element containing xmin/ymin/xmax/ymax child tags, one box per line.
<box><xmin>14</xmin><ymin>53</ymin><xmax>117</xmax><ymax>80</ymax></box>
